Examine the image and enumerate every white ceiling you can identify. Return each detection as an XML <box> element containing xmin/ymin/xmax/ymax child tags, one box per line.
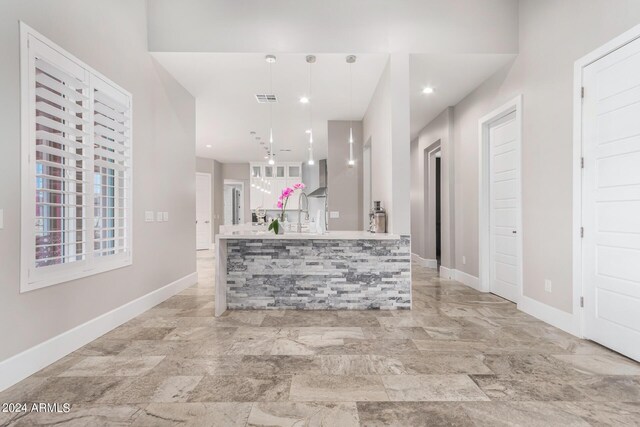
<box><xmin>409</xmin><ymin>54</ymin><xmax>517</xmax><ymax>139</ymax></box>
<box><xmin>152</xmin><ymin>53</ymin><xmax>389</xmax><ymax>163</ymax></box>
<box><xmin>153</xmin><ymin>52</ymin><xmax>516</xmax><ymax>163</ymax></box>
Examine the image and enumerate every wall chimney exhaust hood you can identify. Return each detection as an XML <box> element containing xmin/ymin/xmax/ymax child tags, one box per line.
<box><xmin>307</xmin><ymin>159</ymin><xmax>327</xmax><ymax>198</ymax></box>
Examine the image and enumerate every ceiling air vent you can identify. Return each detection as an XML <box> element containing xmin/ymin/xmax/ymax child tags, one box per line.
<box><xmin>279</xmin><ymin>149</ymin><xmax>292</xmax><ymax>152</ymax></box>
<box><xmin>255</xmin><ymin>94</ymin><xmax>277</xmax><ymax>103</ymax></box>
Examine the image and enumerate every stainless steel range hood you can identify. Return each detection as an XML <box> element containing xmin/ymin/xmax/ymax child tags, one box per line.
<box><xmin>307</xmin><ymin>159</ymin><xmax>327</xmax><ymax>198</ymax></box>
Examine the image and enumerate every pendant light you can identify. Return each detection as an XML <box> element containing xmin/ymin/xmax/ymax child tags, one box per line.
<box><xmin>346</xmin><ymin>55</ymin><xmax>356</xmax><ymax>167</ymax></box>
<box><xmin>266</xmin><ymin>54</ymin><xmax>276</xmax><ymax>165</ymax></box>
<box><xmin>306</xmin><ymin>55</ymin><xmax>316</xmax><ymax>165</ymax></box>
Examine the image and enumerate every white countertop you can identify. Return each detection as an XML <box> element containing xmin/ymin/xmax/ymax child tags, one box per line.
<box><xmin>216</xmin><ymin>230</ymin><xmax>402</xmax><ymax>240</ymax></box>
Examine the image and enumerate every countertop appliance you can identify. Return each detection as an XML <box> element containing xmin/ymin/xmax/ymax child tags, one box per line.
<box><xmin>369</xmin><ymin>201</ymin><xmax>386</xmax><ymax>233</ymax></box>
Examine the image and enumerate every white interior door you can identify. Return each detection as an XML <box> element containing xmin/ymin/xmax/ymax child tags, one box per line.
<box><xmin>489</xmin><ymin>111</ymin><xmax>521</xmax><ymax>302</ymax></box>
<box><xmin>582</xmin><ymin>37</ymin><xmax>640</xmax><ymax>361</ymax></box>
<box><xmin>196</xmin><ymin>173</ymin><xmax>211</xmax><ymax>250</ymax></box>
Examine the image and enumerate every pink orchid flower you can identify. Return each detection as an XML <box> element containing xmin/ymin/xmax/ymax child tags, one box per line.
<box><xmin>293</xmin><ymin>182</ymin><xmax>305</xmax><ymax>190</ymax></box>
<box><xmin>277</xmin><ymin>201</ymin><xmax>283</xmax><ymax>209</ymax></box>
<box><xmin>282</xmin><ymin>187</ymin><xmax>294</xmax><ymax>199</ymax></box>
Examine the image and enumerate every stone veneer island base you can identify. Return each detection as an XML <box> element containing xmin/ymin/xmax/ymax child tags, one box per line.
<box><xmin>214</xmin><ymin>231</ymin><xmax>411</xmax><ymax>316</ymax></box>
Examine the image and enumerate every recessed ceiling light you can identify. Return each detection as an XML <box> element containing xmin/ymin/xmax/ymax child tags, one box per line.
<box><xmin>422</xmin><ymin>87</ymin><xmax>435</xmax><ymax>94</ymax></box>
<box><xmin>299</xmin><ymin>96</ymin><xmax>309</xmax><ymax>104</ymax></box>
<box><xmin>305</xmin><ymin>129</ymin><xmax>312</xmax><ymax>134</ymax></box>
<box><xmin>264</xmin><ymin>155</ymin><xmax>269</xmax><ymax>159</ymax></box>
<box><xmin>205</xmin><ymin>144</ymin><xmax>212</xmax><ymax>148</ymax></box>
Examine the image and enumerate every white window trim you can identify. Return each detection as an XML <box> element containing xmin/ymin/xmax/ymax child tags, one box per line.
<box><xmin>20</xmin><ymin>22</ymin><xmax>133</xmax><ymax>292</ymax></box>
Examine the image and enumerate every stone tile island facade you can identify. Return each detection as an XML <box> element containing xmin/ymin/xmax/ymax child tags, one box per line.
<box><xmin>214</xmin><ymin>232</ymin><xmax>411</xmax><ymax>314</ymax></box>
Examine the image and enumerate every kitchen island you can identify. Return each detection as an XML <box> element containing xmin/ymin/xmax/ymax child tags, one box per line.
<box><xmin>214</xmin><ymin>231</ymin><xmax>411</xmax><ymax>316</ymax></box>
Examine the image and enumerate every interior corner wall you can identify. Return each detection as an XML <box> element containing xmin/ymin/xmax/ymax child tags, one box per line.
<box><xmin>410</xmin><ymin>107</ymin><xmax>454</xmax><ymax>268</ymax></box>
<box><xmin>363</xmin><ymin>56</ymin><xmax>411</xmax><ymax>235</ymax></box>
<box><xmin>327</xmin><ymin>120</ymin><xmax>363</xmax><ymax>231</ymax></box>
<box><xmin>0</xmin><ymin>0</ymin><xmax>196</xmax><ymax>363</ymax></box>
<box><xmin>448</xmin><ymin>0</ymin><xmax>640</xmax><ymax>314</ymax></box>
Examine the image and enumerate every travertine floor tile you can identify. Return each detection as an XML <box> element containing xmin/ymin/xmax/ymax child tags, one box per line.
<box><xmin>133</xmin><ymin>402</ymin><xmax>252</xmax><ymax>426</ymax></box>
<box><xmin>356</xmin><ymin>402</ymin><xmax>473</xmax><ymax>427</ymax></box>
<box><xmin>381</xmin><ymin>375</ymin><xmax>489</xmax><ymax>401</ymax></box>
<box><xmin>290</xmin><ymin>375</ymin><xmax>389</xmax><ymax>401</ymax></box>
<box><xmin>188</xmin><ymin>375</ymin><xmax>291</xmax><ymax>402</ymax></box>
<box><xmin>59</xmin><ymin>356</ymin><xmax>165</xmax><ymax>377</ymax></box>
<box><xmin>247</xmin><ymin>402</ymin><xmax>360</xmax><ymax>427</ymax></box>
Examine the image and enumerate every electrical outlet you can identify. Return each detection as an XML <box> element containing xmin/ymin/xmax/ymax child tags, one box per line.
<box><xmin>330</xmin><ymin>211</ymin><xmax>340</xmax><ymax>219</ymax></box>
<box><xmin>145</xmin><ymin>211</ymin><xmax>155</xmax><ymax>222</ymax></box>
<box><xmin>163</xmin><ymin>212</ymin><xmax>169</xmax><ymax>222</ymax></box>
<box><xmin>545</xmin><ymin>279</ymin><xmax>552</xmax><ymax>293</ymax></box>
<box><xmin>462</xmin><ymin>256</ymin><xmax>466</xmax><ymax>265</ymax></box>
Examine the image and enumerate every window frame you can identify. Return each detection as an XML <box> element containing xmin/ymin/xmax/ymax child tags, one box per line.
<box><xmin>20</xmin><ymin>23</ymin><xmax>133</xmax><ymax>292</ymax></box>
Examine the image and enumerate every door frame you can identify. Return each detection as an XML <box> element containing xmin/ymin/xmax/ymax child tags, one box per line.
<box><xmin>424</xmin><ymin>142</ymin><xmax>441</xmax><ymax>268</ymax></box>
<box><xmin>478</xmin><ymin>95</ymin><xmax>523</xmax><ymax>301</ymax></box>
<box><xmin>573</xmin><ymin>23</ymin><xmax>640</xmax><ymax>340</ymax></box>
<box><xmin>196</xmin><ymin>172</ymin><xmax>212</xmax><ymax>250</ymax></box>
<box><xmin>223</xmin><ymin>179</ymin><xmax>245</xmax><ymax>224</ymax></box>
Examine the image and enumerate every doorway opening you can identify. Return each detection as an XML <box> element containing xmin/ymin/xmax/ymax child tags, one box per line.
<box><xmin>223</xmin><ymin>180</ymin><xmax>244</xmax><ymax>225</ymax></box>
<box><xmin>423</xmin><ymin>143</ymin><xmax>441</xmax><ymax>269</ymax></box>
<box><xmin>435</xmin><ymin>152</ymin><xmax>442</xmax><ymax>267</ymax></box>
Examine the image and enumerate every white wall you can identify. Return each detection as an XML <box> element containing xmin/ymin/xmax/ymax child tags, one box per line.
<box><xmin>146</xmin><ymin>0</ymin><xmax>519</xmax><ymax>54</ymax></box>
<box><xmin>439</xmin><ymin>0</ymin><xmax>640</xmax><ymax>313</ymax></box>
<box><xmin>327</xmin><ymin>121</ymin><xmax>363</xmax><ymax>230</ymax></box>
<box><xmin>0</xmin><ymin>0</ymin><xmax>196</xmax><ymax>364</ymax></box>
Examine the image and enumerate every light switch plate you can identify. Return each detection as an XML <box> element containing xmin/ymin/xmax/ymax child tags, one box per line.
<box><xmin>157</xmin><ymin>212</ymin><xmax>164</xmax><ymax>222</ymax></box>
<box><xmin>330</xmin><ymin>211</ymin><xmax>340</xmax><ymax>219</ymax></box>
<box><xmin>163</xmin><ymin>212</ymin><xmax>169</xmax><ymax>222</ymax></box>
<box><xmin>145</xmin><ymin>211</ymin><xmax>155</xmax><ymax>222</ymax></box>
<box><xmin>0</xmin><ymin>209</ymin><xmax>3</xmax><ymax>229</ymax></box>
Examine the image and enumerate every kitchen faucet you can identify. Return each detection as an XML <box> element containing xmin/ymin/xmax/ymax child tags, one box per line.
<box><xmin>297</xmin><ymin>192</ymin><xmax>310</xmax><ymax>233</ymax></box>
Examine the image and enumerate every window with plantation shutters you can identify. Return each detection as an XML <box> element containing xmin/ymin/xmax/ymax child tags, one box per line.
<box><xmin>92</xmin><ymin>79</ymin><xmax>131</xmax><ymax>262</ymax></box>
<box><xmin>21</xmin><ymin>24</ymin><xmax>132</xmax><ymax>292</ymax></box>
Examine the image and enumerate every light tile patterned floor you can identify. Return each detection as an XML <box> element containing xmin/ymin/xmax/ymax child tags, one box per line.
<box><xmin>1</xmin><ymin>250</ymin><xmax>640</xmax><ymax>426</ymax></box>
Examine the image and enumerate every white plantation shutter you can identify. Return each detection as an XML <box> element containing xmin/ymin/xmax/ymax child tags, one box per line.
<box><xmin>21</xmin><ymin>26</ymin><xmax>132</xmax><ymax>291</ymax></box>
<box><xmin>27</xmin><ymin>36</ymin><xmax>91</xmax><ymax>283</ymax></box>
<box><xmin>92</xmin><ymin>78</ymin><xmax>132</xmax><ymax>262</ymax></box>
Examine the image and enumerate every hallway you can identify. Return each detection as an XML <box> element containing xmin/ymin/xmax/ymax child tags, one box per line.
<box><xmin>1</xmin><ymin>252</ymin><xmax>639</xmax><ymax>426</ymax></box>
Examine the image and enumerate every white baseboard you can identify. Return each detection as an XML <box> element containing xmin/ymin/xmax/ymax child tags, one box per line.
<box><xmin>411</xmin><ymin>253</ymin><xmax>438</xmax><ymax>269</ymax></box>
<box><xmin>518</xmin><ymin>295</ymin><xmax>581</xmax><ymax>337</ymax></box>
<box><xmin>439</xmin><ymin>265</ymin><xmax>454</xmax><ymax>279</ymax></box>
<box><xmin>438</xmin><ymin>266</ymin><xmax>481</xmax><ymax>291</ymax></box>
<box><xmin>454</xmin><ymin>269</ymin><xmax>481</xmax><ymax>291</ymax></box>
<box><xmin>0</xmin><ymin>272</ymin><xmax>198</xmax><ymax>392</ymax></box>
